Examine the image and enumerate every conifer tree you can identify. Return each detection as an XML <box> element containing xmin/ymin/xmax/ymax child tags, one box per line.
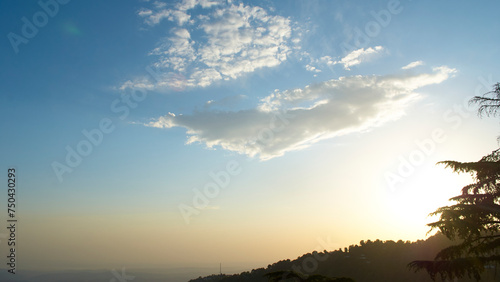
<box><xmin>409</xmin><ymin>83</ymin><xmax>500</xmax><ymax>281</ymax></box>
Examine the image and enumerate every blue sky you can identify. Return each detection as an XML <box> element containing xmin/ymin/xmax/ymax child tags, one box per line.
<box><xmin>1</xmin><ymin>0</ymin><xmax>500</xmax><ymax>275</ymax></box>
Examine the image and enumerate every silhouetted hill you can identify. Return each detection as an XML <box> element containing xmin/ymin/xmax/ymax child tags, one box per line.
<box><xmin>189</xmin><ymin>233</ymin><xmax>498</xmax><ymax>282</ymax></box>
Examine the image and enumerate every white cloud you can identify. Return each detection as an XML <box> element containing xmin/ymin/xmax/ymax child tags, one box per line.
<box><xmin>153</xmin><ymin>1</ymin><xmax>167</xmax><ymax>9</ymax></box>
<box><xmin>139</xmin><ymin>0</ymin><xmax>222</xmax><ymax>26</ymax></box>
<box><xmin>140</xmin><ymin>9</ymin><xmax>171</xmax><ymax>26</ymax></box>
<box><xmin>402</xmin><ymin>60</ymin><xmax>424</xmax><ymax>70</ymax></box>
<box><xmin>146</xmin><ymin>66</ymin><xmax>456</xmax><ymax>160</ymax></box>
<box><xmin>132</xmin><ymin>2</ymin><xmax>386</xmax><ymax>91</ymax></box>
<box><xmin>149</xmin><ymin>28</ymin><xmax>196</xmax><ymax>73</ymax></box>
<box><xmin>320</xmin><ymin>55</ymin><xmax>335</xmax><ymax>66</ymax></box>
<box><xmin>177</xmin><ymin>0</ymin><xmax>221</xmax><ymax>11</ymax></box>
<box><xmin>129</xmin><ymin>0</ymin><xmax>296</xmax><ymax>90</ymax></box>
<box><xmin>138</xmin><ymin>9</ymin><xmax>153</xmax><ymax>17</ymax></box>
<box><xmin>203</xmin><ymin>94</ymin><xmax>247</xmax><ymax>109</ymax></box>
<box><xmin>335</xmin><ymin>46</ymin><xmax>384</xmax><ymax>70</ymax></box>
<box><xmin>306</xmin><ymin>64</ymin><xmax>321</xmax><ymax>73</ymax></box>
<box><xmin>306</xmin><ymin>46</ymin><xmax>384</xmax><ymax>73</ymax></box>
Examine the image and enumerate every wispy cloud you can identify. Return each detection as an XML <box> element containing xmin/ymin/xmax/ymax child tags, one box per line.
<box><xmin>309</xmin><ymin>46</ymin><xmax>384</xmax><ymax>73</ymax></box>
<box><xmin>146</xmin><ymin>66</ymin><xmax>456</xmax><ymax>160</ymax></box>
<box><xmin>306</xmin><ymin>64</ymin><xmax>321</xmax><ymax>73</ymax></box>
<box><xmin>203</xmin><ymin>94</ymin><xmax>247</xmax><ymax>110</ymax></box>
<box><xmin>402</xmin><ymin>60</ymin><xmax>424</xmax><ymax>70</ymax></box>
<box><xmin>139</xmin><ymin>0</ymin><xmax>220</xmax><ymax>26</ymax></box>
<box><xmin>335</xmin><ymin>46</ymin><xmax>384</xmax><ymax>70</ymax></box>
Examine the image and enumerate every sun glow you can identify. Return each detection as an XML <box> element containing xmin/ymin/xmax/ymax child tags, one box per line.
<box><xmin>384</xmin><ymin>165</ymin><xmax>473</xmax><ymax>237</ymax></box>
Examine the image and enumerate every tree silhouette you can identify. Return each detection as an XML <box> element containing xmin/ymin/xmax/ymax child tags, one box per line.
<box><xmin>264</xmin><ymin>270</ymin><xmax>354</xmax><ymax>282</ymax></box>
<box><xmin>409</xmin><ymin>83</ymin><xmax>500</xmax><ymax>281</ymax></box>
<box><xmin>470</xmin><ymin>82</ymin><xmax>500</xmax><ymax>118</ymax></box>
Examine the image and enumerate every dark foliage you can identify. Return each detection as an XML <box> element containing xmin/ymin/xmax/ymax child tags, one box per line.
<box><xmin>190</xmin><ymin>234</ymin><xmax>497</xmax><ymax>282</ymax></box>
<box><xmin>264</xmin><ymin>270</ymin><xmax>354</xmax><ymax>281</ymax></box>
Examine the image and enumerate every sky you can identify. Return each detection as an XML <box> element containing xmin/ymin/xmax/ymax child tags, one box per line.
<box><xmin>1</xmin><ymin>0</ymin><xmax>500</xmax><ymax>278</ymax></box>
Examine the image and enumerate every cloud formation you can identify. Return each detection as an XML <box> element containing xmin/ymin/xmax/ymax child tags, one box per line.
<box><xmin>307</xmin><ymin>46</ymin><xmax>384</xmax><ymax>73</ymax></box>
<box><xmin>146</xmin><ymin>66</ymin><xmax>456</xmax><ymax>160</ymax></box>
<box><xmin>334</xmin><ymin>46</ymin><xmax>384</xmax><ymax>70</ymax></box>
<box><xmin>126</xmin><ymin>1</ymin><xmax>390</xmax><ymax>91</ymax></box>
<box><xmin>402</xmin><ymin>60</ymin><xmax>424</xmax><ymax>70</ymax></box>
<box><xmin>127</xmin><ymin>0</ymin><xmax>295</xmax><ymax>89</ymax></box>
<box><xmin>336</xmin><ymin>46</ymin><xmax>384</xmax><ymax>70</ymax></box>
